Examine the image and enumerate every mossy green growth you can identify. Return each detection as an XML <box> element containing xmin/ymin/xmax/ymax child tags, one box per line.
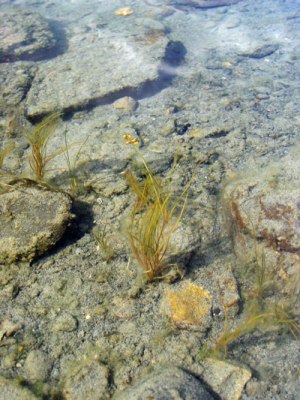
<box><xmin>123</xmin><ymin>134</ymin><xmax>189</xmax><ymax>282</ymax></box>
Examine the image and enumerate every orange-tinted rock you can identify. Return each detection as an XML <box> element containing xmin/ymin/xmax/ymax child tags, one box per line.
<box><xmin>161</xmin><ymin>281</ymin><xmax>212</xmax><ymax>331</ymax></box>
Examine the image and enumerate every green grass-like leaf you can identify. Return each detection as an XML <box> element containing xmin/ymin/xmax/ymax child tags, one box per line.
<box><xmin>125</xmin><ymin>147</ymin><xmax>189</xmax><ymax>282</ymax></box>
<box><xmin>26</xmin><ymin>112</ymin><xmax>64</xmax><ymax>180</ymax></box>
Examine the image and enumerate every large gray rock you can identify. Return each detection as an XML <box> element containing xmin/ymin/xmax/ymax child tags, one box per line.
<box><xmin>113</xmin><ymin>366</ymin><xmax>214</xmax><ymax>400</ymax></box>
<box><xmin>0</xmin><ymin>9</ymin><xmax>56</xmax><ymax>62</ymax></box>
<box><xmin>25</xmin><ymin>18</ymin><xmax>169</xmax><ymax>117</ymax></box>
<box><xmin>0</xmin><ymin>186</ymin><xmax>72</xmax><ymax>264</ymax></box>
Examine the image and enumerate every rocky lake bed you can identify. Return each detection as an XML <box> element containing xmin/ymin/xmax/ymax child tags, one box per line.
<box><xmin>0</xmin><ymin>0</ymin><xmax>299</xmax><ymax>399</ymax></box>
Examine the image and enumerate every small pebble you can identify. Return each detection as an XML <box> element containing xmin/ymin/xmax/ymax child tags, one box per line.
<box><xmin>113</xmin><ymin>96</ymin><xmax>137</xmax><ymax>111</ymax></box>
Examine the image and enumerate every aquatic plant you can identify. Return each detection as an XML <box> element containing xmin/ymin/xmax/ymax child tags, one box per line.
<box><xmin>201</xmin><ymin>254</ymin><xmax>300</xmax><ymax>359</ymax></box>
<box><xmin>208</xmin><ymin>304</ymin><xmax>299</xmax><ymax>359</ymax></box>
<box><xmin>123</xmin><ymin>134</ymin><xmax>189</xmax><ymax>282</ymax></box>
<box><xmin>26</xmin><ymin>112</ymin><xmax>65</xmax><ymax>180</ymax></box>
<box><xmin>0</xmin><ymin>142</ymin><xmax>14</xmax><ymax>170</ymax></box>
<box><xmin>63</xmin><ymin>130</ymin><xmax>89</xmax><ymax>197</ymax></box>
<box><xmin>0</xmin><ymin>142</ymin><xmax>15</xmax><ymax>193</ymax></box>
<box><xmin>93</xmin><ymin>225</ymin><xmax>114</xmax><ymax>262</ymax></box>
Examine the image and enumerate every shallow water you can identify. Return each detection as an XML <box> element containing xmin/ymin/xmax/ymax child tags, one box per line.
<box><xmin>0</xmin><ymin>0</ymin><xmax>300</xmax><ymax>399</ymax></box>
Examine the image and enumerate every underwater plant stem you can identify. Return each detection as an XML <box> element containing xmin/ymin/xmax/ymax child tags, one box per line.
<box><xmin>124</xmin><ymin>139</ymin><xmax>189</xmax><ymax>282</ymax></box>
<box><xmin>211</xmin><ymin>308</ymin><xmax>300</xmax><ymax>358</ymax></box>
<box><xmin>26</xmin><ymin>112</ymin><xmax>62</xmax><ymax>180</ymax></box>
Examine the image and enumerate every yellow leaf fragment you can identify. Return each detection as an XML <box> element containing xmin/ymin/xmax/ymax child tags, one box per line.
<box><xmin>189</xmin><ymin>128</ymin><xmax>202</xmax><ymax>138</ymax></box>
<box><xmin>222</xmin><ymin>61</ymin><xmax>233</xmax><ymax>69</ymax></box>
<box><xmin>123</xmin><ymin>134</ymin><xmax>139</xmax><ymax>145</ymax></box>
<box><xmin>115</xmin><ymin>7</ymin><xmax>133</xmax><ymax>16</ymax></box>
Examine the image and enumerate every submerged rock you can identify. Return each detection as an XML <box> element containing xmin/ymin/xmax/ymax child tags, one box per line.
<box><xmin>23</xmin><ymin>349</ymin><xmax>52</xmax><ymax>382</ymax></box>
<box><xmin>63</xmin><ymin>360</ymin><xmax>109</xmax><ymax>400</ymax></box>
<box><xmin>25</xmin><ymin>19</ymin><xmax>168</xmax><ymax>118</ymax></box>
<box><xmin>0</xmin><ymin>186</ymin><xmax>72</xmax><ymax>264</ymax></box>
<box><xmin>52</xmin><ymin>313</ymin><xmax>78</xmax><ymax>332</ymax></box>
<box><xmin>222</xmin><ymin>150</ymin><xmax>300</xmax><ymax>302</ymax></box>
<box><xmin>113</xmin><ymin>366</ymin><xmax>214</xmax><ymax>400</ymax></box>
<box><xmin>0</xmin><ymin>63</ymin><xmax>34</xmax><ymax>117</ymax></box>
<box><xmin>200</xmin><ymin>359</ymin><xmax>251</xmax><ymax>400</ymax></box>
<box><xmin>161</xmin><ymin>280</ymin><xmax>212</xmax><ymax>331</ymax></box>
<box><xmin>113</xmin><ymin>96</ymin><xmax>138</xmax><ymax>111</ymax></box>
<box><xmin>0</xmin><ymin>9</ymin><xmax>57</xmax><ymax>62</ymax></box>
<box><xmin>0</xmin><ymin>376</ymin><xmax>38</xmax><ymax>400</ymax></box>
<box><xmin>0</xmin><ymin>318</ymin><xmax>22</xmax><ymax>341</ymax></box>
<box><xmin>240</xmin><ymin>43</ymin><xmax>279</xmax><ymax>59</ymax></box>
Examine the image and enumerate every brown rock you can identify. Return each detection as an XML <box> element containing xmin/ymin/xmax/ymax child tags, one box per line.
<box><xmin>113</xmin><ymin>96</ymin><xmax>138</xmax><ymax>111</ymax></box>
<box><xmin>0</xmin><ymin>186</ymin><xmax>72</xmax><ymax>263</ymax></box>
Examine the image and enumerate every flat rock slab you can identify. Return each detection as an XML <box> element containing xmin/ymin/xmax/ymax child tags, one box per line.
<box><xmin>0</xmin><ymin>9</ymin><xmax>56</xmax><ymax>62</ymax></box>
<box><xmin>113</xmin><ymin>366</ymin><xmax>214</xmax><ymax>400</ymax></box>
<box><xmin>25</xmin><ymin>18</ymin><xmax>169</xmax><ymax>117</ymax></box>
<box><xmin>0</xmin><ymin>186</ymin><xmax>72</xmax><ymax>264</ymax></box>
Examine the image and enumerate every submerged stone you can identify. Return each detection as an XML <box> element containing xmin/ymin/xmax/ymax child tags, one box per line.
<box><xmin>113</xmin><ymin>366</ymin><xmax>214</xmax><ymax>400</ymax></box>
<box><xmin>240</xmin><ymin>43</ymin><xmax>279</xmax><ymax>59</ymax></box>
<box><xmin>23</xmin><ymin>349</ymin><xmax>52</xmax><ymax>382</ymax></box>
<box><xmin>0</xmin><ymin>186</ymin><xmax>72</xmax><ymax>264</ymax></box>
<box><xmin>0</xmin><ymin>376</ymin><xmax>38</xmax><ymax>400</ymax></box>
<box><xmin>25</xmin><ymin>19</ymin><xmax>168</xmax><ymax>118</ymax></box>
<box><xmin>113</xmin><ymin>96</ymin><xmax>138</xmax><ymax>111</ymax></box>
<box><xmin>0</xmin><ymin>318</ymin><xmax>22</xmax><ymax>341</ymax></box>
<box><xmin>161</xmin><ymin>280</ymin><xmax>212</xmax><ymax>331</ymax></box>
<box><xmin>63</xmin><ymin>360</ymin><xmax>109</xmax><ymax>400</ymax></box>
<box><xmin>200</xmin><ymin>359</ymin><xmax>251</xmax><ymax>400</ymax></box>
<box><xmin>222</xmin><ymin>150</ymin><xmax>300</xmax><ymax>303</ymax></box>
<box><xmin>52</xmin><ymin>313</ymin><xmax>77</xmax><ymax>333</ymax></box>
<box><xmin>0</xmin><ymin>9</ymin><xmax>56</xmax><ymax>62</ymax></box>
